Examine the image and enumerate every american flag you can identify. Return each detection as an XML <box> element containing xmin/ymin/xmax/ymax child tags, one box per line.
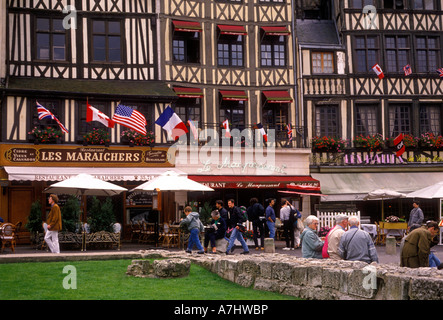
<box><xmin>437</xmin><ymin>68</ymin><xmax>443</xmax><ymax>78</ymax></box>
<box><xmin>112</xmin><ymin>104</ymin><xmax>147</xmax><ymax>135</ymax></box>
<box><xmin>188</xmin><ymin>120</ymin><xmax>199</xmax><ymax>141</ymax></box>
<box><xmin>287</xmin><ymin>124</ymin><xmax>293</xmax><ymax>142</ymax></box>
<box><xmin>36</xmin><ymin>101</ymin><xmax>69</xmax><ymax>134</ymax></box>
<box><xmin>403</xmin><ymin>64</ymin><xmax>412</xmax><ymax>76</ymax></box>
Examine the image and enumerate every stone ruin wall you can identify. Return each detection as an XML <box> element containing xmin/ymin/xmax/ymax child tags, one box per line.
<box><xmin>140</xmin><ymin>250</ymin><xmax>443</xmax><ymax>300</ymax></box>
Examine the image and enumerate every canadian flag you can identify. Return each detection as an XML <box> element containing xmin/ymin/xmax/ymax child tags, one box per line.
<box><xmin>222</xmin><ymin>119</ymin><xmax>231</xmax><ymax>138</ymax></box>
<box><xmin>372</xmin><ymin>64</ymin><xmax>385</xmax><ymax>79</ymax></box>
<box><xmin>86</xmin><ymin>103</ymin><xmax>115</xmax><ymax>128</ymax></box>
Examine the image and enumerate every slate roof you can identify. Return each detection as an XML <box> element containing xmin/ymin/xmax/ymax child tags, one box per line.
<box><xmin>296</xmin><ymin>19</ymin><xmax>342</xmax><ymax>48</ymax></box>
<box><xmin>3</xmin><ymin>77</ymin><xmax>178</xmax><ymax>101</ymax></box>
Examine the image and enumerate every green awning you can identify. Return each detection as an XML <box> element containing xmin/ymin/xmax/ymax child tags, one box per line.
<box><xmin>3</xmin><ymin>77</ymin><xmax>178</xmax><ymax>101</ymax></box>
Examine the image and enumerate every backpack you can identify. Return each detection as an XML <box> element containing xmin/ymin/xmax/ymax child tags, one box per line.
<box><xmin>322</xmin><ymin>228</ymin><xmax>333</xmax><ymax>258</ymax></box>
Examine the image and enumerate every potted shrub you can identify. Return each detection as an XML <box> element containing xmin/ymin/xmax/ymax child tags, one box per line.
<box><xmin>121</xmin><ymin>129</ymin><xmax>155</xmax><ymax>146</ymax></box>
<box><xmin>28</xmin><ymin>126</ymin><xmax>62</xmax><ymax>144</ymax></box>
<box><xmin>26</xmin><ymin>200</ymin><xmax>43</xmax><ymax>245</ymax></box>
<box><xmin>61</xmin><ymin>195</ymin><xmax>82</xmax><ymax>233</ymax></box>
<box><xmin>311</xmin><ymin>136</ymin><xmax>347</xmax><ymax>152</ymax></box>
<box><xmin>83</xmin><ymin>128</ymin><xmax>111</xmax><ymax>146</ymax></box>
<box><xmin>87</xmin><ymin>197</ymin><xmax>116</xmax><ymax>233</ymax></box>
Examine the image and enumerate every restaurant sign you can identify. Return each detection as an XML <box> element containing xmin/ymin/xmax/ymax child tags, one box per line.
<box><xmin>0</xmin><ymin>144</ymin><xmax>174</xmax><ymax>167</ymax></box>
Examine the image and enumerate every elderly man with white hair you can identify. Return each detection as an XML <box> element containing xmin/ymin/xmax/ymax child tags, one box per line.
<box><xmin>338</xmin><ymin>216</ymin><xmax>379</xmax><ymax>264</ymax></box>
<box><xmin>324</xmin><ymin>214</ymin><xmax>348</xmax><ymax>259</ymax></box>
<box><xmin>300</xmin><ymin>215</ymin><xmax>324</xmax><ymax>259</ymax></box>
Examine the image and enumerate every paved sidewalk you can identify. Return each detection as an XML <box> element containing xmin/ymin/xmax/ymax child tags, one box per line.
<box><xmin>2</xmin><ymin>240</ymin><xmax>443</xmax><ymax>265</ymax></box>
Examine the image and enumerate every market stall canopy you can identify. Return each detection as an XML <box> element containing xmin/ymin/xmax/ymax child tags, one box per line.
<box><xmin>312</xmin><ymin>172</ymin><xmax>443</xmax><ymax>202</ymax></box>
<box><xmin>406</xmin><ymin>181</ymin><xmax>443</xmax><ymax>199</ymax></box>
<box><xmin>364</xmin><ymin>188</ymin><xmax>406</xmax><ymax>221</ymax></box>
<box><xmin>131</xmin><ymin>170</ymin><xmax>214</xmax><ymax>192</ymax></box>
<box><xmin>364</xmin><ymin>189</ymin><xmax>407</xmax><ymax>201</ymax></box>
<box><xmin>44</xmin><ymin>173</ymin><xmax>127</xmax><ymax>196</ymax></box>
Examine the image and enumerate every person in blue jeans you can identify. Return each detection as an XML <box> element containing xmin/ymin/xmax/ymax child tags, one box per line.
<box><xmin>225</xmin><ymin>199</ymin><xmax>249</xmax><ymax>255</ymax></box>
<box><xmin>180</xmin><ymin>206</ymin><xmax>205</xmax><ymax>254</ymax></box>
<box><xmin>266</xmin><ymin>198</ymin><xmax>276</xmax><ymax>239</ymax></box>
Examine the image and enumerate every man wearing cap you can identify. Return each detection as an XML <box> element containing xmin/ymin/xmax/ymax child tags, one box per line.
<box><xmin>45</xmin><ymin>194</ymin><xmax>62</xmax><ymax>254</ymax></box>
<box><xmin>326</xmin><ymin>214</ymin><xmax>349</xmax><ymax>259</ymax></box>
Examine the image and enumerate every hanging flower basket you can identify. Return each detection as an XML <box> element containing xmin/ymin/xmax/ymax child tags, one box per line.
<box><xmin>28</xmin><ymin>126</ymin><xmax>62</xmax><ymax>144</ymax></box>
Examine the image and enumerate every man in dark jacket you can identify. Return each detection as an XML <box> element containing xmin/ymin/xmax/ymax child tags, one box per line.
<box><xmin>225</xmin><ymin>199</ymin><xmax>249</xmax><ymax>255</ymax></box>
<box><xmin>401</xmin><ymin>221</ymin><xmax>439</xmax><ymax>268</ymax></box>
<box><xmin>203</xmin><ymin>210</ymin><xmax>227</xmax><ymax>254</ymax></box>
<box><xmin>215</xmin><ymin>200</ymin><xmax>228</xmax><ymax>222</ymax></box>
<box><xmin>247</xmin><ymin>197</ymin><xmax>265</xmax><ymax>250</ymax></box>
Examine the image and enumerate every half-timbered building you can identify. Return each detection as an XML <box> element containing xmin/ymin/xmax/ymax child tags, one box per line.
<box><xmin>158</xmin><ymin>0</ymin><xmax>319</xmax><ymax>219</ymax></box>
<box><xmin>303</xmin><ymin>0</ymin><xmax>443</xmax><ymax>225</ymax></box>
<box><xmin>0</xmin><ymin>0</ymin><xmax>185</xmax><ymax>241</ymax></box>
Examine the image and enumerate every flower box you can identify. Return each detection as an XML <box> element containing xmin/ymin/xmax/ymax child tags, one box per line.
<box><xmin>28</xmin><ymin>126</ymin><xmax>62</xmax><ymax>144</ymax></box>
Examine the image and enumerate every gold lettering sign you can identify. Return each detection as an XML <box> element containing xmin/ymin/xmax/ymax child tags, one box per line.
<box><xmin>0</xmin><ymin>144</ymin><xmax>174</xmax><ymax>167</ymax></box>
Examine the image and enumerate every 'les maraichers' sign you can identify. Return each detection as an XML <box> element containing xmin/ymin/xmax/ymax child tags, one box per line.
<box><xmin>2</xmin><ymin>145</ymin><xmax>173</xmax><ymax>167</ymax></box>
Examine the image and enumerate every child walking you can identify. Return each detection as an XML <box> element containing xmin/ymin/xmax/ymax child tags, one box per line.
<box><xmin>180</xmin><ymin>206</ymin><xmax>205</xmax><ymax>254</ymax></box>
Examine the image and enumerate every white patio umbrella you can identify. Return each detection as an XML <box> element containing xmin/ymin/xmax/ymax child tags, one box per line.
<box><xmin>44</xmin><ymin>173</ymin><xmax>128</xmax><ymax>196</ymax></box>
<box><xmin>364</xmin><ymin>189</ymin><xmax>406</xmax><ymax>221</ymax></box>
<box><xmin>406</xmin><ymin>181</ymin><xmax>443</xmax><ymax>199</ymax></box>
<box><xmin>130</xmin><ymin>170</ymin><xmax>214</xmax><ymax>192</ymax></box>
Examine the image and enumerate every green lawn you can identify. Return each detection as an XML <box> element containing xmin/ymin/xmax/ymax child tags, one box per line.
<box><xmin>0</xmin><ymin>259</ymin><xmax>298</xmax><ymax>300</ymax></box>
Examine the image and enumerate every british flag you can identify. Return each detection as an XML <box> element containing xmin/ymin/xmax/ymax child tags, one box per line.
<box><xmin>437</xmin><ymin>68</ymin><xmax>443</xmax><ymax>78</ymax></box>
<box><xmin>403</xmin><ymin>64</ymin><xmax>412</xmax><ymax>76</ymax></box>
<box><xmin>287</xmin><ymin>124</ymin><xmax>293</xmax><ymax>142</ymax></box>
<box><xmin>36</xmin><ymin>101</ymin><xmax>69</xmax><ymax>134</ymax></box>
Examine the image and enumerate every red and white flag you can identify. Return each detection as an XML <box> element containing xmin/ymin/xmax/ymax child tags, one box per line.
<box><xmin>86</xmin><ymin>103</ymin><xmax>115</xmax><ymax>128</ymax></box>
<box><xmin>222</xmin><ymin>119</ymin><xmax>231</xmax><ymax>138</ymax></box>
<box><xmin>372</xmin><ymin>64</ymin><xmax>385</xmax><ymax>79</ymax></box>
<box><xmin>188</xmin><ymin>120</ymin><xmax>199</xmax><ymax>141</ymax></box>
<box><xmin>394</xmin><ymin>133</ymin><xmax>405</xmax><ymax>157</ymax></box>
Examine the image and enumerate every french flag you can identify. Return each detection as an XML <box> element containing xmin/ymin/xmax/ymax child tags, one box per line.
<box><xmin>155</xmin><ymin>106</ymin><xmax>188</xmax><ymax>140</ymax></box>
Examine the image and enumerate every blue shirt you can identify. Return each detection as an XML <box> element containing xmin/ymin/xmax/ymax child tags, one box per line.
<box><xmin>266</xmin><ymin>206</ymin><xmax>275</xmax><ymax>222</ymax></box>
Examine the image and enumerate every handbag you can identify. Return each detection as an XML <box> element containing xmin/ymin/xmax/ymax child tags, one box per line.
<box><xmin>296</xmin><ymin>218</ymin><xmax>304</xmax><ymax>231</ymax></box>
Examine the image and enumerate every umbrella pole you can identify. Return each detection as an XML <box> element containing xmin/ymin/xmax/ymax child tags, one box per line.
<box><xmin>381</xmin><ymin>199</ymin><xmax>384</xmax><ymax>222</ymax></box>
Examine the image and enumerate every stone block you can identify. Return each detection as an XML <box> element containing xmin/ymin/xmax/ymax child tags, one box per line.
<box><xmin>385</xmin><ymin>236</ymin><xmax>397</xmax><ymax>255</ymax></box>
<box><xmin>264</xmin><ymin>238</ymin><xmax>275</xmax><ymax>253</ymax></box>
